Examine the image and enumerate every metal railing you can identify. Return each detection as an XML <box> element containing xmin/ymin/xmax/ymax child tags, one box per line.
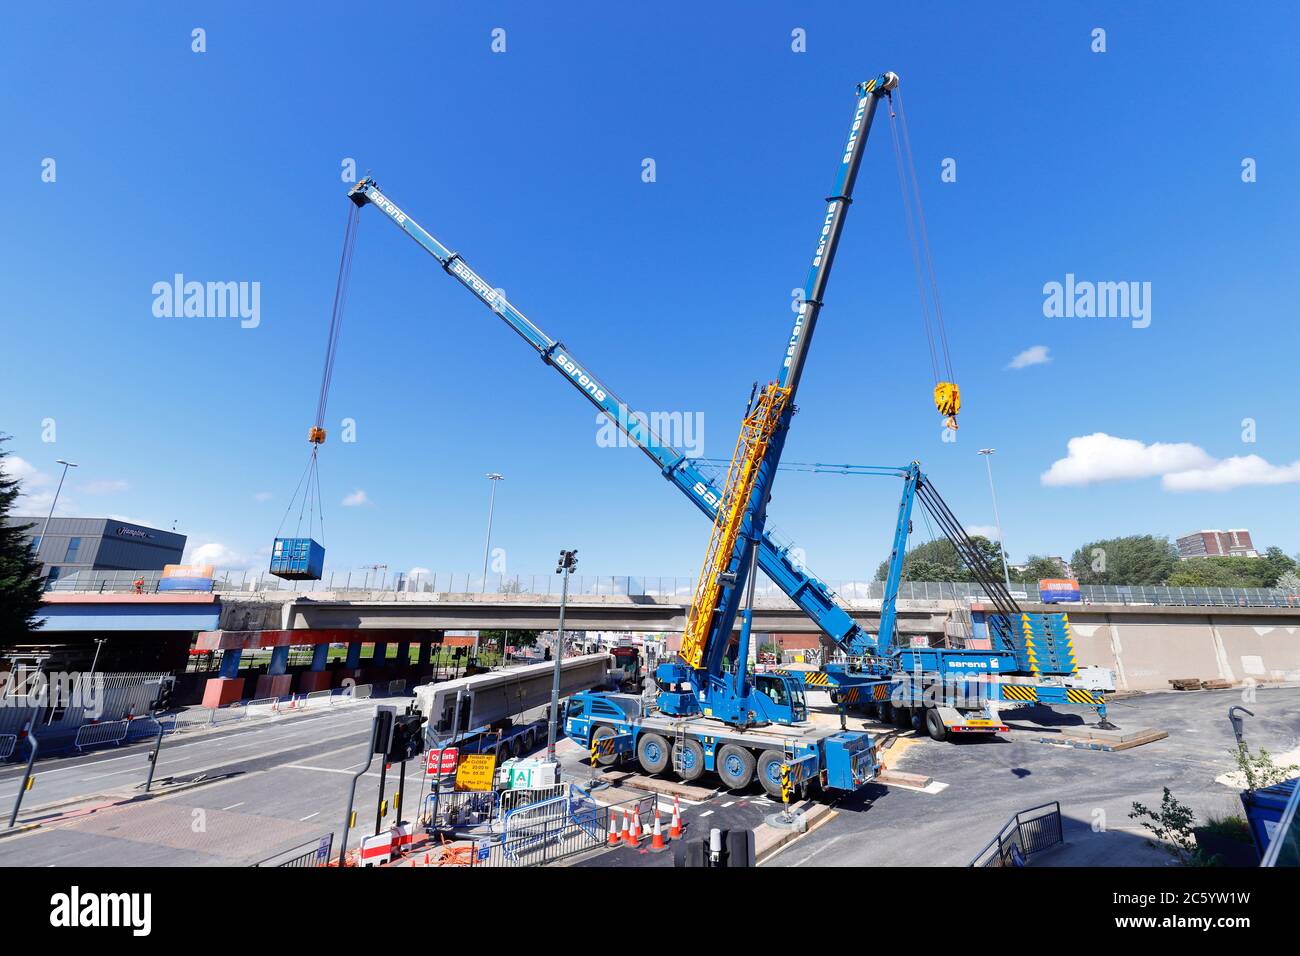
<box><xmin>44</xmin><ymin>566</ymin><xmax>1300</xmax><ymax>609</ymax></box>
<box><xmin>0</xmin><ymin>734</ymin><xmax>15</xmax><ymax>760</ymax></box>
<box><xmin>253</xmin><ymin>834</ymin><xmax>334</xmax><ymax>868</ymax></box>
<box><xmin>73</xmin><ymin>719</ymin><xmax>130</xmax><ymax>751</ymax></box>
<box><xmin>970</xmin><ymin>801</ymin><xmax>1064</xmax><ymax>867</ymax></box>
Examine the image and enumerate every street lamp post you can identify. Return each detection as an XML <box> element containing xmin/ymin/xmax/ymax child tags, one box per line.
<box><xmin>978</xmin><ymin>449</ymin><xmax>1013</xmax><ymax>591</ymax></box>
<box><xmin>481</xmin><ymin>473</ymin><xmax>504</xmax><ymax>593</ymax></box>
<box><xmin>546</xmin><ymin>549</ymin><xmax>578</xmax><ymax>762</ymax></box>
<box><xmin>36</xmin><ymin>459</ymin><xmax>78</xmax><ymax>577</ymax></box>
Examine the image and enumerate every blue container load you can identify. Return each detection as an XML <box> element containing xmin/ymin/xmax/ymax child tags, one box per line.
<box><xmin>269</xmin><ymin>537</ymin><xmax>325</xmax><ymax>581</ymax></box>
<box><xmin>1241</xmin><ymin>776</ymin><xmax>1299</xmax><ymax>861</ymax></box>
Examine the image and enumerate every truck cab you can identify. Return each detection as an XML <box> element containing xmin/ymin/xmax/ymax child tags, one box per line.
<box><xmin>564</xmin><ymin>692</ymin><xmax>643</xmax><ymax>744</ymax></box>
<box><xmin>610</xmin><ymin>644</ymin><xmax>645</xmax><ymax>692</ymax></box>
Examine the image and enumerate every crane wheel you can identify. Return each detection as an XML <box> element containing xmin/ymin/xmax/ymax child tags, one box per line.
<box><xmin>672</xmin><ymin>739</ymin><xmax>706</xmax><ymax>782</ymax></box>
<box><xmin>591</xmin><ymin>725</ymin><xmax>620</xmax><ymax>767</ymax></box>
<box><xmin>925</xmin><ymin>708</ymin><xmax>948</xmax><ymax>742</ymax></box>
<box><xmin>637</xmin><ymin>733</ymin><xmax>671</xmax><ymax>775</ymax></box>
<box><xmin>716</xmin><ymin>744</ymin><xmax>756</xmax><ymax>791</ymax></box>
<box><xmin>756</xmin><ymin>751</ymin><xmax>785</xmax><ymax>799</ymax></box>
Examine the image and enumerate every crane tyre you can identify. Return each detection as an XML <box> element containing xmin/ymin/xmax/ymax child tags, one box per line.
<box><xmin>637</xmin><ymin>733</ymin><xmax>671</xmax><ymax>775</ymax></box>
<box><xmin>672</xmin><ymin>739</ymin><xmax>706</xmax><ymax>782</ymax></box>
<box><xmin>591</xmin><ymin>725</ymin><xmax>620</xmax><ymax>767</ymax></box>
<box><xmin>716</xmin><ymin>744</ymin><xmax>756</xmax><ymax>791</ymax></box>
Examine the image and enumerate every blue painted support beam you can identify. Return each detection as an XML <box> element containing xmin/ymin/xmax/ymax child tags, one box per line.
<box><xmin>269</xmin><ymin>645</ymin><xmax>290</xmax><ymax>676</ymax></box>
<box><xmin>395</xmin><ymin>641</ymin><xmax>410</xmax><ymax>666</ymax></box>
<box><xmin>345</xmin><ymin>642</ymin><xmax>362</xmax><ymax>668</ymax></box>
<box><xmin>219</xmin><ymin>649</ymin><xmax>242</xmax><ymax>679</ymax></box>
<box><xmin>310</xmin><ymin>643</ymin><xmax>329</xmax><ymax>672</ymax></box>
<box><xmin>371</xmin><ymin>642</ymin><xmax>389</xmax><ymax>667</ymax></box>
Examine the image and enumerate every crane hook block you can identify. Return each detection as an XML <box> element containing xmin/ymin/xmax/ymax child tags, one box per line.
<box><xmin>308</xmin><ymin>426</ymin><xmax>327</xmax><ymax>445</ymax></box>
<box><xmin>934</xmin><ymin>382</ymin><xmax>960</xmax><ymax>430</ymax></box>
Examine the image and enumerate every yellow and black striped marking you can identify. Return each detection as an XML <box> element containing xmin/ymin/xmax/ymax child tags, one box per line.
<box><xmin>780</xmin><ymin>765</ymin><xmax>792</xmax><ymax>804</ymax></box>
<box><xmin>1001</xmin><ymin>684</ymin><xmax>1039</xmax><ymax>703</ymax></box>
<box><xmin>593</xmin><ymin>737</ymin><xmax>621</xmax><ymax>756</ymax></box>
<box><xmin>1066</xmin><ymin>688</ymin><xmax>1101</xmax><ymax>705</ymax></box>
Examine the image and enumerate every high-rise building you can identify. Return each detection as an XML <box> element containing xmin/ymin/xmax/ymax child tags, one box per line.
<box><xmin>1176</xmin><ymin>529</ymin><xmax>1258</xmax><ymax>560</ymax></box>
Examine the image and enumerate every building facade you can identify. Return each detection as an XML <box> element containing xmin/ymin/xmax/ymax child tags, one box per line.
<box><xmin>5</xmin><ymin>516</ymin><xmax>186</xmax><ymax>582</ymax></box>
<box><xmin>1176</xmin><ymin>528</ymin><xmax>1259</xmax><ymax>560</ymax></box>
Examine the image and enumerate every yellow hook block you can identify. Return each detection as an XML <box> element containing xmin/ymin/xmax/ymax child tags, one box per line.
<box><xmin>934</xmin><ymin>382</ymin><xmax>960</xmax><ymax>430</ymax></box>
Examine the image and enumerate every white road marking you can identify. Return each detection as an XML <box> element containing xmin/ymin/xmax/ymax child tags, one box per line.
<box><xmin>299</xmin><ymin>811</ymin><xmax>321</xmax><ymax>821</ymax></box>
<box><xmin>698</xmin><ymin>809</ymin><xmax>713</xmax><ymax>818</ymax></box>
<box><xmin>221</xmin><ymin>802</ymin><xmax>245</xmax><ymax>810</ymax></box>
<box><xmin>722</xmin><ymin>801</ymin><xmax>735</xmax><ymax>807</ymax></box>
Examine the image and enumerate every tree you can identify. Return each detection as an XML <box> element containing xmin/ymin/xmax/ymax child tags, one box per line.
<box><xmin>1016</xmin><ymin>555</ymin><xmax>1067</xmax><ymax>583</ymax></box>
<box><xmin>873</xmin><ymin>535</ymin><xmax>1007</xmax><ymax>584</ymax></box>
<box><xmin>1069</xmin><ymin>535</ymin><xmax>1177</xmax><ymax>585</ymax></box>
<box><xmin>1277</xmin><ymin>571</ymin><xmax>1300</xmax><ymax>595</ymax></box>
<box><xmin>479</xmin><ymin>628</ymin><xmax>540</xmax><ymax>648</ymax></box>
<box><xmin>0</xmin><ymin>436</ymin><xmax>45</xmax><ymax>638</ymax></box>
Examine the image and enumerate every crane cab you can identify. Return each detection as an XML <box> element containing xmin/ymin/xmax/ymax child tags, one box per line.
<box><xmin>750</xmin><ymin>673</ymin><xmax>807</xmax><ymax>725</ymax></box>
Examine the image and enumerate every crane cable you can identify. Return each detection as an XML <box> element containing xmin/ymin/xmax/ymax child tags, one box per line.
<box><xmin>887</xmin><ymin>88</ymin><xmax>960</xmax><ymax>429</ymax></box>
<box><xmin>275</xmin><ymin>203</ymin><xmax>362</xmax><ymax>546</ymax></box>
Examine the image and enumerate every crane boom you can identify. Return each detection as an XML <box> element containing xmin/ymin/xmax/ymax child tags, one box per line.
<box><xmin>346</xmin><ymin>122</ymin><xmax>892</xmax><ymax>662</ymax></box>
<box><xmin>673</xmin><ymin>73</ymin><xmax>897</xmax><ymax>703</ymax></box>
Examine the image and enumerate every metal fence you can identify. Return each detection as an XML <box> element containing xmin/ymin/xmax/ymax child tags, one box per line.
<box><xmin>0</xmin><ymin>734</ymin><xmax>15</xmax><ymax>760</ymax></box>
<box><xmin>253</xmin><ymin>834</ymin><xmax>334</xmax><ymax>868</ymax></box>
<box><xmin>475</xmin><ymin>789</ymin><xmax>656</xmax><ymax>867</ymax></box>
<box><xmin>44</xmin><ymin>566</ymin><xmax>1300</xmax><ymax>609</ymax></box>
<box><xmin>970</xmin><ymin>801</ymin><xmax>1064</xmax><ymax>867</ymax></box>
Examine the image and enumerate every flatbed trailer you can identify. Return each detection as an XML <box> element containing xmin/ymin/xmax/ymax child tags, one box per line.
<box><xmin>565</xmin><ymin>692</ymin><xmax>879</xmax><ymax>798</ymax></box>
<box><xmin>784</xmin><ymin>664</ymin><xmax>1111</xmax><ymax>741</ymax></box>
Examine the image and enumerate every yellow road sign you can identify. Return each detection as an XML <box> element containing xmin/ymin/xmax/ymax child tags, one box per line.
<box><xmin>455</xmin><ymin>753</ymin><xmax>497</xmax><ymax>792</ymax></box>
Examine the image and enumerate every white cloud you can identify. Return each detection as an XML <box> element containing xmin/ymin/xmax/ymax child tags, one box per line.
<box><xmin>6</xmin><ymin>456</ymin><xmax>48</xmax><ymax>487</ymax></box>
<box><xmin>254</xmin><ymin>491</ymin><xmax>273</xmax><ymax>502</ymax></box>
<box><xmin>1042</xmin><ymin>432</ymin><xmax>1300</xmax><ymax>493</ymax></box>
<box><xmin>1041</xmin><ymin>433</ymin><xmax>1213</xmax><ymax>486</ymax></box>
<box><xmin>81</xmin><ymin>479</ymin><xmax>129</xmax><ymax>494</ymax></box>
<box><xmin>1161</xmin><ymin>455</ymin><xmax>1300</xmax><ymax>493</ymax></box>
<box><xmin>342</xmin><ymin>489</ymin><xmax>371</xmax><ymax>507</ymax></box>
<box><xmin>966</xmin><ymin>525</ymin><xmax>1002</xmax><ymax>540</ymax></box>
<box><xmin>1007</xmin><ymin>345</ymin><xmax>1051</xmax><ymax>369</ymax></box>
<box><xmin>188</xmin><ymin>542</ymin><xmax>248</xmax><ymax>568</ymax></box>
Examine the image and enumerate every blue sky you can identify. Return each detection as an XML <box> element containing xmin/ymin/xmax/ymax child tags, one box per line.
<box><xmin>3</xmin><ymin>2</ymin><xmax>1298</xmax><ymax>583</ymax></box>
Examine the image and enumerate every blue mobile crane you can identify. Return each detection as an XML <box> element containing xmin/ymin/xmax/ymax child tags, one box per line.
<box><xmin>348</xmin><ymin>72</ymin><xmax>906</xmax><ymax>793</ymax></box>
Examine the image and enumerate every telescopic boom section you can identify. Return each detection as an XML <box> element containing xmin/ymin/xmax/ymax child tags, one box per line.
<box><xmin>681</xmin><ymin>72</ymin><xmax>898</xmax><ymax>678</ymax></box>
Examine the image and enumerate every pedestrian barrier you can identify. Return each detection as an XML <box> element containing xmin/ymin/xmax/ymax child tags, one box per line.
<box><xmin>970</xmin><ymin>801</ymin><xmax>1063</xmax><ymax>867</ymax></box>
<box><xmin>352</xmin><ymin>683</ymin><xmax>373</xmax><ymax>700</ymax></box>
<box><xmin>74</xmin><ymin>719</ymin><xmax>130</xmax><ymax>751</ymax></box>
<box><xmin>125</xmin><ymin>717</ymin><xmax>162</xmax><ymax>743</ymax></box>
<box><xmin>253</xmin><ymin>834</ymin><xmax>334</xmax><ymax>868</ymax></box>
<box><xmin>0</xmin><ymin>734</ymin><xmax>16</xmax><ymax>760</ymax></box>
<box><xmin>245</xmin><ymin>696</ymin><xmax>279</xmax><ymax>718</ymax></box>
<box><xmin>387</xmin><ymin>679</ymin><xmax>407</xmax><ymax>696</ymax></box>
<box><xmin>212</xmin><ymin>701</ymin><xmax>250</xmax><ymax>725</ymax></box>
<box><xmin>476</xmin><ymin>788</ymin><xmax>654</xmax><ymax>867</ymax></box>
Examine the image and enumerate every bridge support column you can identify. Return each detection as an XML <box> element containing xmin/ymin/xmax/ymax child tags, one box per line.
<box><xmin>370</xmin><ymin>642</ymin><xmax>389</xmax><ymax>673</ymax></box>
<box><xmin>336</xmin><ymin>640</ymin><xmax>363</xmax><ymax>689</ymax></box>
<box><xmin>202</xmin><ymin>649</ymin><xmax>245</xmax><ymax>707</ymax></box>
<box><xmin>394</xmin><ymin>641</ymin><xmax>411</xmax><ymax>672</ymax></box>
<box><xmin>256</xmin><ymin>644</ymin><xmax>293</xmax><ymax>699</ymax></box>
<box><xmin>298</xmin><ymin>642</ymin><xmax>333</xmax><ymax>693</ymax></box>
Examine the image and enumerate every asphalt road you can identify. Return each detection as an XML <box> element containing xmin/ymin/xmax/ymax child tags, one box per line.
<box><xmin>0</xmin><ymin>698</ymin><xmax>417</xmax><ymax>866</ymax></box>
<box><xmin>2</xmin><ymin>684</ymin><xmax>1293</xmax><ymax>867</ymax></box>
<box><xmin>762</xmin><ymin>684</ymin><xmax>1300</xmax><ymax>867</ymax></box>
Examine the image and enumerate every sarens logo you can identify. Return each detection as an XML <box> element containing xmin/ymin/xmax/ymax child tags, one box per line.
<box><xmin>841</xmin><ymin>95</ymin><xmax>868</xmax><ymax>164</ymax></box>
<box><xmin>553</xmin><ymin>353</ymin><xmax>607</xmax><ymax>402</ymax></box>
<box><xmin>368</xmin><ymin>189</ymin><xmax>407</xmax><ymax>225</ymax></box>
<box><xmin>449</xmin><ymin>260</ymin><xmax>504</xmax><ymax>311</ymax></box>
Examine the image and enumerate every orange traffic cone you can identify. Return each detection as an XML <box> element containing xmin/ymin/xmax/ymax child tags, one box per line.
<box><xmin>608</xmin><ymin>809</ymin><xmax>622</xmax><ymax>847</ymax></box>
<box><xmin>649</xmin><ymin>807</ymin><xmax>667</xmax><ymax>852</ymax></box>
<box><xmin>626</xmin><ymin>808</ymin><xmax>641</xmax><ymax>846</ymax></box>
<box><xmin>669</xmin><ymin>796</ymin><xmax>683</xmax><ymax>839</ymax></box>
<box><xmin>618</xmin><ymin>810</ymin><xmax>632</xmax><ymax>847</ymax></box>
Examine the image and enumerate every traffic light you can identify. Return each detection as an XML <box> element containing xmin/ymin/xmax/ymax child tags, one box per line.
<box><xmin>387</xmin><ymin>713</ymin><xmax>426</xmax><ymax>762</ymax></box>
<box><xmin>149</xmin><ymin>676</ymin><xmax>176</xmax><ymax>713</ymax></box>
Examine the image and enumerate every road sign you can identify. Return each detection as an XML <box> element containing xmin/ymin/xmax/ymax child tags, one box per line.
<box><xmin>454</xmin><ymin>754</ymin><xmax>497</xmax><ymax>792</ymax></box>
<box><xmin>427</xmin><ymin>747</ymin><xmax>459</xmax><ymax>776</ymax></box>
